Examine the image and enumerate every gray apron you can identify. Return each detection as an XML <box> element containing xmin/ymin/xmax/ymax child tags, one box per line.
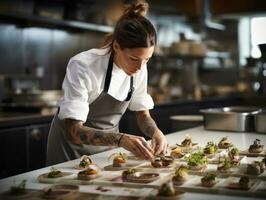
<box><xmin>46</xmin><ymin>52</ymin><xmax>134</xmax><ymax>166</ymax></box>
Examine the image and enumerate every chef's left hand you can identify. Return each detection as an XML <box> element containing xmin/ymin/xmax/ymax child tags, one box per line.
<box><xmin>151</xmin><ymin>129</ymin><xmax>167</xmax><ymax>155</ymax></box>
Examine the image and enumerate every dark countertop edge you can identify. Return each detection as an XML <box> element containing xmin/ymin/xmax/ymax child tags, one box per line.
<box><xmin>0</xmin><ymin>114</ymin><xmax>54</xmax><ymax>129</ymax></box>
<box><xmin>154</xmin><ymin>94</ymin><xmax>266</xmax><ymax>108</ymax></box>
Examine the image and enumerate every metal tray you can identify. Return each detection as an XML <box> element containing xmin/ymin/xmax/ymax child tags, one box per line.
<box><xmin>200</xmin><ymin>107</ymin><xmax>261</xmax><ymax>132</ymax></box>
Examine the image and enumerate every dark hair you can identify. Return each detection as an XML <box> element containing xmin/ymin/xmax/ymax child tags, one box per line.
<box><xmin>102</xmin><ymin>0</ymin><xmax>156</xmax><ymax>51</ymax></box>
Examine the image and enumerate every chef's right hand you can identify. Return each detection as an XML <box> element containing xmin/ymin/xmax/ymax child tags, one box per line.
<box><xmin>119</xmin><ymin>134</ymin><xmax>154</xmax><ymax>160</ymax></box>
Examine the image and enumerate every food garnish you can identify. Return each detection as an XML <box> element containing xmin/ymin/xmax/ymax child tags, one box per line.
<box><xmin>47</xmin><ymin>167</ymin><xmax>63</xmax><ymax>178</ymax></box>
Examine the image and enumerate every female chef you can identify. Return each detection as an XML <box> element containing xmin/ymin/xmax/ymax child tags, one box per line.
<box><xmin>46</xmin><ymin>1</ymin><xmax>167</xmax><ymax>165</ymax></box>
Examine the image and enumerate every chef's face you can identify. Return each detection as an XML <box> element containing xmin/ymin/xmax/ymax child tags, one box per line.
<box><xmin>114</xmin><ymin>42</ymin><xmax>154</xmax><ymax>75</ymax></box>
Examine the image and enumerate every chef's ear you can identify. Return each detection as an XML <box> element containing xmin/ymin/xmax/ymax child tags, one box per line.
<box><xmin>113</xmin><ymin>40</ymin><xmax>120</xmax><ymax>52</ymax></box>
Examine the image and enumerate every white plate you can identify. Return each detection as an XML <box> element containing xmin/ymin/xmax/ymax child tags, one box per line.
<box><xmin>93</xmin><ymin>171</ymin><xmax>172</xmax><ymax>189</ymax></box>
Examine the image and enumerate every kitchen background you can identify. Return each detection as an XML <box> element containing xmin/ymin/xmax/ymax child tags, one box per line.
<box><xmin>0</xmin><ymin>0</ymin><xmax>266</xmax><ymax>178</ymax></box>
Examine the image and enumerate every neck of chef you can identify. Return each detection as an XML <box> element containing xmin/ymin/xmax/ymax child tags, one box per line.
<box><xmin>113</xmin><ymin>52</ymin><xmax>123</xmax><ymax>70</ymax></box>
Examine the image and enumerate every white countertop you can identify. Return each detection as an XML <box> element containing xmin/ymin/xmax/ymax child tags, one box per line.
<box><xmin>0</xmin><ymin>126</ymin><xmax>265</xmax><ymax>199</ymax></box>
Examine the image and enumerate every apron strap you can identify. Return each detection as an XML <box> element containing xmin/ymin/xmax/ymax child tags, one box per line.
<box><xmin>104</xmin><ymin>51</ymin><xmax>134</xmax><ymax>101</ymax></box>
<box><xmin>125</xmin><ymin>76</ymin><xmax>134</xmax><ymax>101</ymax></box>
<box><xmin>104</xmin><ymin>51</ymin><xmax>114</xmax><ymax>92</ymax></box>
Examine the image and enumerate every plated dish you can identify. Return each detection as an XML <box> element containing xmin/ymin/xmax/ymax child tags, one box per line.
<box><xmin>77</xmin><ymin>164</ymin><xmax>100</xmax><ymax>180</ymax></box>
<box><xmin>249</xmin><ymin>139</ymin><xmax>264</xmax><ymax>153</ymax></box>
<box><xmin>172</xmin><ymin>166</ymin><xmax>188</xmax><ymax>185</ymax></box>
<box><xmin>76</xmin><ymin>155</ymin><xmax>93</xmax><ymax>169</ymax></box>
<box><xmin>218</xmin><ymin>137</ymin><xmax>232</xmax><ymax>149</ymax></box>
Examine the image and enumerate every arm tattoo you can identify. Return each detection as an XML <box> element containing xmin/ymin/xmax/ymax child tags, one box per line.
<box><xmin>65</xmin><ymin>119</ymin><xmax>123</xmax><ymax>146</ymax></box>
<box><xmin>136</xmin><ymin>111</ymin><xmax>158</xmax><ymax>138</ymax></box>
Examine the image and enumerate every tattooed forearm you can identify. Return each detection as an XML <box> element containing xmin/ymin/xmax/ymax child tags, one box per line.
<box><xmin>136</xmin><ymin>110</ymin><xmax>158</xmax><ymax>138</ymax></box>
<box><xmin>64</xmin><ymin>119</ymin><xmax>123</xmax><ymax>146</ymax></box>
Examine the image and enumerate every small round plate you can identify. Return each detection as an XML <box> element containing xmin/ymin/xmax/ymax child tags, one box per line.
<box><xmin>42</xmin><ymin>184</ymin><xmax>79</xmax><ymax>199</ymax></box>
<box><xmin>126</xmin><ymin>172</ymin><xmax>160</xmax><ymax>183</ymax></box>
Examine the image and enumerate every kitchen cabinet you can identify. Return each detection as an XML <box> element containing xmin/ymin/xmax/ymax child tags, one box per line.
<box><xmin>0</xmin><ymin>127</ymin><xmax>27</xmax><ymax>178</ymax></box>
<box><xmin>0</xmin><ymin>123</ymin><xmax>50</xmax><ymax>178</ymax></box>
<box><xmin>26</xmin><ymin>124</ymin><xmax>50</xmax><ymax>171</ymax></box>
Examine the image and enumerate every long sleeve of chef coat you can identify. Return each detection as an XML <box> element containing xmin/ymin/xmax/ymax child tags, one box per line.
<box><xmin>58</xmin><ymin>58</ymin><xmax>91</xmax><ymax>122</ymax></box>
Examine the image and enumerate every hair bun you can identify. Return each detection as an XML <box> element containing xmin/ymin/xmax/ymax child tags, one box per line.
<box><xmin>124</xmin><ymin>1</ymin><xmax>148</xmax><ymax>17</ymax></box>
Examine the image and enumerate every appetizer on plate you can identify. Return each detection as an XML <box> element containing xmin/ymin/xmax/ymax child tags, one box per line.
<box><xmin>170</xmin><ymin>146</ymin><xmax>185</xmax><ymax>159</ymax></box>
<box><xmin>151</xmin><ymin>155</ymin><xmax>174</xmax><ymax>168</ymax></box>
<box><xmin>47</xmin><ymin>167</ymin><xmax>63</xmax><ymax>178</ymax></box>
<box><xmin>172</xmin><ymin>165</ymin><xmax>188</xmax><ymax>185</ymax></box>
<box><xmin>228</xmin><ymin>146</ymin><xmax>240</xmax><ymax>166</ymax></box>
<box><xmin>9</xmin><ymin>180</ymin><xmax>27</xmax><ymax>195</ymax></box>
<box><xmin>108</xmin><ymin>152</ymin><xmax>128</xmax><ymax>167</ymax></box>
<box><xmin>77</xmin><ymin>164</ymin><xmax>100</xmax><ymax>180</ymax></box>
<box><xmin>246</xmin><ymin>161</ymin><xmax>265</xmax><ymax>175</ymax></box>
<box><xmin>217</xmin><ymin>156</ymin><xmax>233</xmax><ymax>173</ymax></box>
<box><xmin>201</xmin><ymin>172</ymin><xmax>217</xmax><ymax>187</ymax></box>
<box><xmin>185</xmin><ymin>151</ymin><xmax>208</xmax><ymax>171</ymax></box>
<box><xmin>78</xmin><ymin>155</ymin><xmax>92</xmax><ymax>169</ymax></box>
<box><xmin>227</xmin><ymin>176</ymin><xmax>250</xmax><ymax>190</ymax></box>
<box><xmin>151</xmin><ymin>156</ymin><xmax>163</xmax><ymax>168</ymax></box>
<box><xmin>218</xmin><ymin>137</ymin><xmax>231</xmax><ymax>149</ymax></box>
<box><xmin>181</xmin><ymin>135</ymin><xmax>193</xmax><ymax>147</ymax></box>
<box><xmin>157</xmin><ymin>181</ymin><xmax>185</xmax><ymax>198</ymax></box>
<box><xmin>37</xmin><ymin>168</ymin><xmax>73</xmax><ymax>184</ymax></box>
<box><xmin>121</xmin><ymin>168</ymin><xmax>138</xmax><ymax>181</ymax></box>
<box><xmin>157</xmin><ymin>181</ymin><xmax>176</xmax><ymax>197</ymax></box>
<box><xmin>178</xmin><ymin>135</ymin><xmax>197</xmax><ymax>148</ymax></box>
<box><xmin>203</xmin><ymin>141</ymin><xmax>218</xmax><ymax>157</ymax></box>
<box><xmin>248</xmin><ymin>139</ymin><xmax>264</xmax><ymax>153</ymax></box>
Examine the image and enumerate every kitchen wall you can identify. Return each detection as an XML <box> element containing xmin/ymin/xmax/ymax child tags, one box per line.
<box><xmin>0</xmin><ymin>0</ymin><xmax>265</xmax><ymax>102</ymax></box>
<box><xmin>0</xmin><ymin>23</ymin><xmax>105</xmax><ymax>90</ymax></box>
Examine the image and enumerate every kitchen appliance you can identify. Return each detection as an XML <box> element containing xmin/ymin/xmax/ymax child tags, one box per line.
<box><xmin>200</xmin><ymin>107</ymin><xmax>261</xmax><ymax>132</ymax></box>
<box><xmin>255</xmin><ymin>110</ymin><xmax>266</xmax><ymax>133</ymax></box>
<box><xmin>2</xmin><ymin>90</ymin><xmax>62</xmax><ymax>114</ymax></box>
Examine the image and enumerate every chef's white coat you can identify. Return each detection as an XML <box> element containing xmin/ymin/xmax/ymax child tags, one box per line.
<box><xmin>58</xmin><ymin>48</ymin><xmax>154</xmax><ymax>122</ymax></box>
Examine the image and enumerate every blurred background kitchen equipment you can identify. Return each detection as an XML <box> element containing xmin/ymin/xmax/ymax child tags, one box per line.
<box><xmin>200</xmin><ymin>106</ymin><xmax>261</xmax><ymax>132</ymax></box>
<box><xmin>2</xmin><ymin>90</ymin><xmax>61</xmax><ymax>114</ymax></box>
<box><xmin>255</xmin><ymin>110</ymin><xmax>266</xmax><ymax>133</ymax></box>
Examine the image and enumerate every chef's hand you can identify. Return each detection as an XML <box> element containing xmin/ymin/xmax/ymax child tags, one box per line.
<box><xmin>119</xmin><ymin>134</ymin><xmax>154</xmax><ymax>160</ymax></box>
<box><xmin>151</xmin><ymin>129</ymin><xmax>167</xmax><ymax>155</ymax></box>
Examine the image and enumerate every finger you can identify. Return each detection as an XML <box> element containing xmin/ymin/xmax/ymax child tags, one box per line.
<box><xmin>140</xmin><ymin>139</ymin><xmax>154</xmax><ymax>153</ymax></box>
<box><xmin>155</xmin><ymin>143</ymin><xmax>164</xmax><ymax>155</ymax></box>
<box><xmin>132</xmin><ymin>146</ymin><xmax>146</xmax><ymax>160</ymax></box>
<box><xmin>151</xmin><ymin>138</ymin><xmax>156</xmax><ymax>152</ymax></box>
<box><xmin>136</xmin><ymin>141</ymin><xmax>154</xmax><ymax>159</ymax></box>
<box><xmin>163</xmin><ymin>143</ymin><xmax>168</xmax><ymax>154</ymax></box>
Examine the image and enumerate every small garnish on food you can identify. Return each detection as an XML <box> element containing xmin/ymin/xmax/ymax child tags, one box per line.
<box><xmin>79</xmin><ymin>155</ymin><xmax>92</xmax><ymax>168</ymax></box>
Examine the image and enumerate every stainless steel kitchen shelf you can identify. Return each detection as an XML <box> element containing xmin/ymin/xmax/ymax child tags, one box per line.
<box><xmin>0</xmin><ymin>11</ymin><xmax>114</xmax><ymax>33</ymax></box>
